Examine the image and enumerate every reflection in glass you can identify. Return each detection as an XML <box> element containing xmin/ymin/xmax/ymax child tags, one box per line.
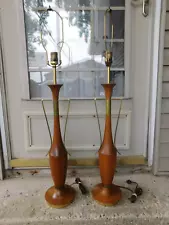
<box><xmin>94</xmin><ymin>10</ymin><xmax>124</xmax><ymax>40</ymax></box>
<box><xmin>111</xmin><ymin>71</ymin><xmax>124</xmax><ymax>96</ymax></box>
<box><xmin>30</xmin><ymin>72</ymin><xmax>42</xmax><ymax>83</ymax></box>
<box><xmin>43</xmin><ymin>0</ymin><xmax>93</xmax><ymax>8</ymax></box>
<box><xmin>96</xmin><ymin>71</ymin><xmax>124</xmax><ymax>97</ymax></box>
<box><xmin>93</xmin><ymin>0</ymin><xmax>125</xmax><ymax>7</ymax></box>
<box><xmin>64</xmin><ymin>72</ymin><xmax>79</xmax><ymax>97</ymax></box>
<box><xmin>39</xmin><ymin>0</ymin><xmax>125</xmax><ymax>8</ymax></box>
<box><xmin>91</xmin><ymin>42</ymin><xmax>124</xmax><ymax>68</ymax></box>
<box><xmin>30</xmin><ymin>71</ymin><xmax>124</xmax><ymax>98</ymax></box>
<box><xmin>67</xmin><ymin>10</ymin><xmax>91</xmax><ymax>43</ymax></box>
<box><xmin>24</xmin><ymin>0</ymin><xmax>125</xmax><ymax>99</ymax></box>
<box><xmin>24</xmin><ymin>0</ymin><xmax>58</xmax><ymax>66</ymax></box>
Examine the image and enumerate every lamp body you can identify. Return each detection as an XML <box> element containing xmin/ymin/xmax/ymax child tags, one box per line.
<box><xmin>92</xmin><ymin>84</ymin><xmax>122</xmax><ymax>206</ymax></box>
<box><xmin>45</xmin><ymin>84</ymin><xmax>75</xmax><ymax>208</ymax></box>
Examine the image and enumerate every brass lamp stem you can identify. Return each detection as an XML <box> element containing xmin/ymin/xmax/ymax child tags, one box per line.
<box><xmin>53</xmin><ymin>66</ymin><xmax>57</xmax><ymax>85</ymax></box>
<box><xmin>107</xmin><ymin>66</ymin><xmax>110</xmax><ymax>84</ymax></box>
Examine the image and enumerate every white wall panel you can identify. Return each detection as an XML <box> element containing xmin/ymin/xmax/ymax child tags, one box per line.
<box><xmin>159</xmin><ymin>143</ymin><xmax>169</xmax><ymax>157</ymax></box>
<box><xmin>161</xmin><ymin>114</ymin><xmax>169</xmax><ymax>128</ymax></box>
<box><xmin>164</xmin><ymin>31</ymin><xmax>169</xmax><ymax>47</ymax></box>
<box><xmin>160</xmin><ymin>129</ymin><xmax>169</xmax><ymax>142</ymax></box>
<box><xmin>158</xmin><ymin>157</ymin><xmax>169</xmax><ymax>171</ymax></box>
<box><xmin>23</xmin><ymin>111</ymin><xmax>131</xmax><ymax>158</ymax></box>
<box><xmin>165</xmin><ymin>12</ymin><xmax>169</xmax><ymax>29</ymax></box>
<box><xmin>167</xmin><ymin>0</ymin><xmax>169</xmax><ymax>11</ymax></box>
<box><xmin>162</xmin><ymin>83</ymin><xmax>169</xmax><ymax>97</ymax></box>
<box><xmin>164</xmin><ymin>49</ymin><xmax>169</xmax><ymax>65</ymax></box>
<box><xmin>161</xmin><ymin>99</ymin><xmax>169</xmax><ymax>113</ymax></box>
<box><xmin>163</xmin><ymin>66</ymin><xmax>169</xmax><ymax>81</ymax></box>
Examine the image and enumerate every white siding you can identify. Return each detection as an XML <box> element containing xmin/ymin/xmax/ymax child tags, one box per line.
<box><xmin>167</xmin><ymin>0</ymin><xmax>169</xmax><ymax>10</ymax></box>
<box><xmin>163</xmin><ymin>66</ymin><xmax>169</xmax><ymax>81</ymax></box>
<box><xmin>157</xmin><ymin>0</ymin><xmax>169</xmax><ymax>172</ymax></box>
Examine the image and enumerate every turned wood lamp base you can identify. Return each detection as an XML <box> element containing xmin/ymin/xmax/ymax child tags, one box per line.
<box><xmin>45</xmin><ymin>185</ymin><xmax>76</xmax><ymax>208</ymax></box>
<box><xmin>92</xmin><ymin>183</ymin><xmax>122</xmax><ymax>206</ymax></box>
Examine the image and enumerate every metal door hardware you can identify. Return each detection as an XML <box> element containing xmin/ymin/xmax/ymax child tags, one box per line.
<box><xmin>143</xmin><ymin>0</ymin><xmax>149</xmax><ymax>17</ymax></box>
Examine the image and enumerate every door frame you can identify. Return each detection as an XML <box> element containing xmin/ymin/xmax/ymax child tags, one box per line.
<box><xmin>0</xmin><ymin>14</ymin><xmax>12</xmax><ymax>174</ymax></box>
<box><xmin>0</xmin><ymin>0</ymin><xmax>163</xmax><ymax>170</ymax></box>
<box><xmin>148</xmin><ymin>0</ymin><xmax>163</xmax><ymax>167</ymax></box>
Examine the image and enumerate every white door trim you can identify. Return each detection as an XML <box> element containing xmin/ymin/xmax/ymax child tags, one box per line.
<box><xmin>0</xmin><ymin>94</ymin><xmax>5</xmax><ymax>179</ymax></box>
<box><xmin>0</xmin><ymin>13</ymin><xmax>12</xmax><ymax>171</ymax></box>
<box><xmin>147</xmin><ymin>0</ymin><xmax>163</xmax><ymax>166</ymax></box>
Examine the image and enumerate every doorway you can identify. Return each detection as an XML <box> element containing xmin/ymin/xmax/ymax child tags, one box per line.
<box><xmin>0</xmin><ymin>0</ymin><xmax>155</xmax><ymax>168</ymax></box>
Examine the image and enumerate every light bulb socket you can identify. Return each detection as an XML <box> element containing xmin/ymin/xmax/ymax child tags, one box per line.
<box><xmin>50</xmin><ymin>52</ymin><xmax>58</xmax><ymax>66</ymax></box>
<box><xmin>104</xmin><ymin>51</ymin><xmax>112</xmax><ymax>67</ymax></box>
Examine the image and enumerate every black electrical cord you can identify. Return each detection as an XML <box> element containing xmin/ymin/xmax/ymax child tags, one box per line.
<box><xmin>126</xmin><ymin>180</ymin><xmax>143</xmax><ymax>196</ymax></box>
<box><xmin>70</xmin><ymin>178</ymin><xmax>142</xmax><ymax>203</ymax></box>
<box><xmin>116</xmin><ymin>185</ymin><xmax>133</xmax><ymax>193</ymax></box>
<box><xmin>71</xmin><ymin>177</ymin><xmax>88</xmax><ymax>195</ymax></box>
<box><xmin>126</xmin><ymin>179</ymin><xmax>138</xmax><ymax>187</ymax></box>
<box><xmin>115</xmin><ymin>180</ymin><xmax>143</xmax><ymax>203</ymax></box>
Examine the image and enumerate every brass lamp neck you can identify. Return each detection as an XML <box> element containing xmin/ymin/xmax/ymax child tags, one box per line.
<box><xmin>52</xmin><ymin>66</ymin><xmax>57</xmax><ymax>85</ymax></box>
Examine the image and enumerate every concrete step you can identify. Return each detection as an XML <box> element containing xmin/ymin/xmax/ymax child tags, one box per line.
<box><xmin>0</xmin><ymin>218</ymin><xmax>167</xmax><ymax>225</ymax></box>
<box><xmin>0</xmin><ymin>173</ymin><xmax>168</xmax><ymax>225</ymax></box>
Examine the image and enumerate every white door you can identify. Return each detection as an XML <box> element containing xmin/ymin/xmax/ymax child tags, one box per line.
<box><xmin>0</xmin><ymin>0</ymin><xmax>154</xmax><ymax>168</ymax></box>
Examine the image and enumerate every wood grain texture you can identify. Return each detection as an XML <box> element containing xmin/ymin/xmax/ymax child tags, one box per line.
<box><xmin>45</xmin><ymin>84</ymin><xmax>75</xmax><ymax>208</ymax></box>
<box><xmin>92</xmin><ymin>84</ymin><xmax>121</xmax><ymax>206</ymax></box>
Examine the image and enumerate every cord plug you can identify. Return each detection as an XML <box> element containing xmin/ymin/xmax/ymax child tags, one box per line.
<box><xmin>129</xmin><ymin>193</ymin><xmax>138</xmax><ymax>203</ymax></box>
<box><xmin>75</xmin><ymin>178</ymin><xmax>88</xmax><ymax>195</ymax></box>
